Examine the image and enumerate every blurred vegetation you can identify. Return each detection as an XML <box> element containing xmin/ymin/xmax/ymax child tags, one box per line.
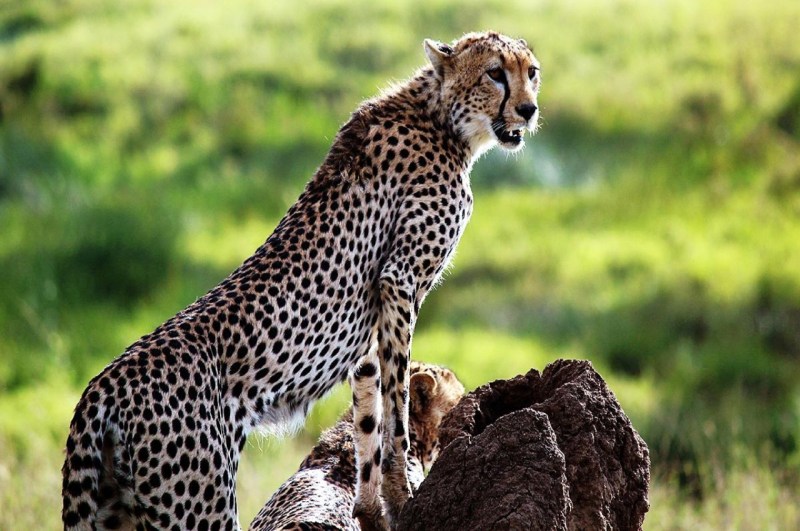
<box><xmin>2</xmin><ymin>0</ymin><xmax>800</xmax><ymax>528</ymax></box>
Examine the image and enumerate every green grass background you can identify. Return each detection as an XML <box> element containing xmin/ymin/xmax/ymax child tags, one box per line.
<box><xmin>2</xmin><ymin>0</ymin><xmax>800</xmax><ymax>528</ymax></box>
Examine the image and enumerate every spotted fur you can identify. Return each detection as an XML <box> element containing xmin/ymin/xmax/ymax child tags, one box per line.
<box><xmin>248</xmin><ymin>362</ymin><xmax>464</xmax><ymax>531</ymax></box>
<box><xmin>62</xmin><ymin>31</ymin><xmax>540</xmax><ymax>531</ymax></box>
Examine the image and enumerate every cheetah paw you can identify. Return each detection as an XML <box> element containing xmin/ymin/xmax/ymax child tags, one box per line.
<box><xmin>353</xmin><ymin>498</ymin><xmax>389</xmax><ymax>531</ymax></box>
<box><xmin>382</xmin><ymin>471</ymin><xmax>413</xmax><ymax>527</ymax></box>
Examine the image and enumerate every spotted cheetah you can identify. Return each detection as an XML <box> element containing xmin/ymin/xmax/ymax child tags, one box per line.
<box><xmin>248</xmin><ymin>362</ymin><xmax>464</xmax><ymax>531</ymax></box>
<box><xmin>62</xmin><ymin>30</ymin><xmax>540</xmax><ymax>531</ymax></box>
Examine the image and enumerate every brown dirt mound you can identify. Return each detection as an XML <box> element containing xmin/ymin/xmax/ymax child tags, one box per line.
<box><xmin>397</xmin><ymin>359</ymin><xmax>650</xmax><ymax>531</ymax></box>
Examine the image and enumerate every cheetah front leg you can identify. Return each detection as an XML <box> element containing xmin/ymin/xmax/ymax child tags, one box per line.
<box><xmin>352</xmin><ymin>261</ymin><xmax>416</xmax><ymax>530</ymax></box>
<box><xmin>376</xmin><ymin>261</ymin><xmax>417</xmax><ymax>527</ymax></box>
<box><xmin>351</xmin><ymin>344</ymin><xmax>388</xmax><ymax>531</ymax></box>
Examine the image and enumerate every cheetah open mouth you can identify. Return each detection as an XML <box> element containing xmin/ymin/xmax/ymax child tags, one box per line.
<box><xmin>492</xmin><ymin>122</ymin><xmax>525</xmax><ymax>149</ymax></box>
<box><xmin>498</xmin><ymin>128</ymin><xmax>524</xmax><ymax>145</ymax></box>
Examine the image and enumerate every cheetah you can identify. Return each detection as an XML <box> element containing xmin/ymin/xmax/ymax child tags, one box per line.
<box><xmin>248</xmin><ymin>362</ymin><xmax>464</xmax><ymax>531</ymax></box>
<box><xmin>62</xmin><ymin>30</ymin><xmax>540</xmax><ymax>531</ymax></box>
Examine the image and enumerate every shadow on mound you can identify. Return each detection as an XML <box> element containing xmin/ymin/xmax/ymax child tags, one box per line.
<box><xmin>397</xmin><ymin>360</ymin><xmax>650</xmax><ymax>531</ymax></box>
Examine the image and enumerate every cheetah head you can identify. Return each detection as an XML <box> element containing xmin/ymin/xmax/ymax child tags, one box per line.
<box><xmin>425</xmin><ymin>31</ymin><xmax>541</xmax><ymax>155</ymax></box>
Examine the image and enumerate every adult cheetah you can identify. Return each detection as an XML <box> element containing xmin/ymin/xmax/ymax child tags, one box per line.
<box><xmin>248</xmin><ymin>362</ymin><xmax>464</xmax><ymax>531</ymax></box>
<box><xmin>62</xmin><ymin>30</ymin><xmax>540</xmax><ymax>531</ymax></box>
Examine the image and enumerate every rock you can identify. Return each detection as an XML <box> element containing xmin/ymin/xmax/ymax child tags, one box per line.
<box><xmin>397</xmin><ymin>407</ymin><xmax>570</xmax><ymax>531</ymax></box>
<box><xmin>397</xmin><ymin>359</ymin><xmax>650</xmax><ymax>531</ymax></box>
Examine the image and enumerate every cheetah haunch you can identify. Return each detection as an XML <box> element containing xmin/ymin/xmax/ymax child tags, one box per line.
<box><xmin>249</xmin><ymin>362</ymin><xmax>464</xmax><ymax>531</ymax></box>
<box><xmin>62</xmin><ymin>31</ymin><xmax>540</xmax><ymax>531</ymax></box>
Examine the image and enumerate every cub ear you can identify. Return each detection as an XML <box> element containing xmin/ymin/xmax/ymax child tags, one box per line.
<box><xmin>410</xmin><ymin>371</ymin><xmax>437</xmax><ymax>417</ymax></box>
<box><xmin>423</xmin><ymin>39</ymin><xmax>454</xmax><ymax>79</ymax></box>
<box><xmin>518</xmin><ymin>38</ymin><xmax>529</xmax><ymax>48</ymax></box>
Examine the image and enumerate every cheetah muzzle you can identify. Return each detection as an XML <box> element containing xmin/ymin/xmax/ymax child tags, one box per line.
<box><xmin>62</xmin><ymin>31</ymin><xmax>540</xmax><ymax>531</ymax></box>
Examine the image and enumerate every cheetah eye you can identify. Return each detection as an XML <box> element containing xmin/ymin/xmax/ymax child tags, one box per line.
<box><xmin>528</xmin><ymin>66</ymin><xmax>539</xmax><ymax>80</ymax></box>
<box><xmin>486</xmin><ymin>67</ymin><xmax>506</xmax><ymax>83</ymax></box>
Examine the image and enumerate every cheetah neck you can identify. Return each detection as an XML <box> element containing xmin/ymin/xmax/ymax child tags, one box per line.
<box><xmin>315</xmin><ymin>68</ymin><xmax>474</xmax><ymax>186</ymax></box>
<box><xmin>384</xmin><ymin>68</ymin><xmax>467</xmax><ymax>152</ymax></box>
<box><xmin>397</xmin><ymin>69</ymin><xmax>448</xmax><ymax>123</ymax></box>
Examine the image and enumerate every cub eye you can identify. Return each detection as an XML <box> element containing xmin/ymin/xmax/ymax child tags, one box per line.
<box><xmin>487</xmin><ymin>68</ymin><xmax>506</xmax><ymax>83</ymax></box>
<box><xmin>528</xmin><ymin>66</ymin><xmax>539</xmax><ymax>80</ymax></box>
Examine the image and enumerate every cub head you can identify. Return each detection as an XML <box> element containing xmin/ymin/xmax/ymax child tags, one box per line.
<box><xmin>408</xmin><ymin>361</ymin><xmax>465</xmax><ymax>471</ymax></box>
<box><xmin>424</xmin><ymin>31</ymin><xmax>541</xmax><ymax>155</ymax></box>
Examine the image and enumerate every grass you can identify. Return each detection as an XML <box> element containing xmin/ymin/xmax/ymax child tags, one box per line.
<box><xmin>648</xmin><ymin>459</ymin><xmax>800</xmax><ymax>530</ymax></box>
<box><xmin>2</xmin><ymin>0</ymin><xmax>800</xmax><ymax>527</ymax></box>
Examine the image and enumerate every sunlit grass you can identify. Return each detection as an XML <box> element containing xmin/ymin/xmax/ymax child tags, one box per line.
<box><xmin>0</xmin><ymin>380</ymin><xmax>78</xmax><ymax>530</ymax></box>
<box><xmin>648</xmin><ymin>458</ymin><xmax>800</xmax><ymax>530</ymax></box>
<box><xmin>181</xmin><ymin>214</ymin><xmax>280</xmax><ymax>270</ymax></box>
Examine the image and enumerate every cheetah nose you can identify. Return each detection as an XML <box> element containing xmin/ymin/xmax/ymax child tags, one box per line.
<box><xmin>515</xmin><ymin>103</ymin><xmax>538</xmax><ymax>121</ymax></box>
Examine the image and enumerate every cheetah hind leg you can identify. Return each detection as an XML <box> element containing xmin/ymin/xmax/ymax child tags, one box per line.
<box><xmin>95</xmin><ymin>429</ymin><xmax>136</xmax><ymax>530</ymax></box>
<box><xmin>350</xmin><ymin>349</ymin><xmax>390</xmax><ymax>531</ymax></box>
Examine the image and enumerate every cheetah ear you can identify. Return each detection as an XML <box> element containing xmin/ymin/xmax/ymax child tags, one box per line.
<box><xmin>423</xmin><ymin>39</ymin><xmax>454</xmax><ymax>80</ymax></box>
<box><xmin>518</xmin><ymin>38</ymin><xmax>529</xmax><ymax>48</ymax></box>
<box><xmin>410</xmin><ymin>371</ymin><xmax>437</xmax><ymax>416</ymax></box>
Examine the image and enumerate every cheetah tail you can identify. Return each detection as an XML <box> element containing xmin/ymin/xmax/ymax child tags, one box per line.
<box><xmin>61</xmin><ymin>394</ymin><xmax>112</xmax><ymax>530</ymax></box>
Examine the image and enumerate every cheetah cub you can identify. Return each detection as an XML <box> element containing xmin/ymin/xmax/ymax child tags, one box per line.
<box><xmin>62</xmin><ymin>31</ymin><xmax>540</xmax><ymax>531</ymax></box>
<box><xmin>248</xmin><ymin>362</ymin><xmax>464</xmax><ymax>531</ymax></box>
